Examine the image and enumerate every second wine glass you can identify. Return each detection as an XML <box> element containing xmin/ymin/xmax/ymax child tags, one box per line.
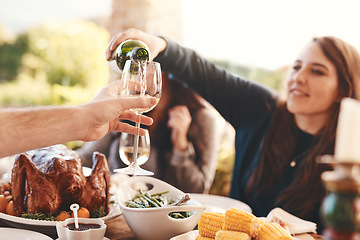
<box><xmin>118</xmin><ymin>130</ymin><xmax>150</xmax><ymax>167</ymax></box>
<box><xmin>114</xmin><ymin>60</ymin><xmax>162</xmax><ymax>175</ymax></box>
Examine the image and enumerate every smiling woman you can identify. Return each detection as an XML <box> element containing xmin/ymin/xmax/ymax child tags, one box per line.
<box><xmin>286</xmin><ymin>40</ymin><xmax>340</xmax><ymax>134</ymax></box>
<box><xmin>246</xmin><ymin>36</ymin><xmax>360</xmax><ymax>232</ymax></box>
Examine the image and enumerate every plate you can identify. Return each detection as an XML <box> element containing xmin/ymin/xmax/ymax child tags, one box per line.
<box><xmin>0</xmin><ymin>227</ymin><xmax>53</xmax><ymax>240</ymax></box>
<box><xmin>190</xmin><ymin>193</ymin><xmax>252</xmax><ymax>213</ymax></box>
<box><xmin>0</xmin><ymin>204</ymin><xmax>121</xmax><ymax>235</ymax></box>
<box><xmin>170</xmin><ymin>230</ymin><xmax>310</xmax><ymax>240</ymax></box>
<box><xmin>170</xmin><ymin>230</ymin><xmax>199</xmax><ymax>240</ymax></box>
<box><xmin>0</xmin><ymin>167</ymin><xmax>122</xmax><ymax>235</ymax></box>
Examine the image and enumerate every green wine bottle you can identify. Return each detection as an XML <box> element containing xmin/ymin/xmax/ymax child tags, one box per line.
<box><xmin>109</xmin><ymin>39</ymin><xmax>151</xmax><ymax>74</ymax></box>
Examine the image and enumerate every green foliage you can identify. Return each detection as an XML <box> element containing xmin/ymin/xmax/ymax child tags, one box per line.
<box><xmin>0</xmin><ymin>34</ymin><xmax>29</xmax><ymax>82</ymax></box>
<box><xmin>211</xmin><ymin>59</ymin><xmax>285</xmax><ymax>91</ymax></box>
<box><xmin>210</xmin><ymin>123</ymin><xmax>236</xmax><ymax>196</ymax></box>
<box><xmin>0</xmin><ymin>20</ymin><xmax>110</xmax><ymax>107</ymax></box>
<box><xmin>0</xmin><ymin>73</ymin><xmax>51</xmax><ymax>106</ymax></box>
<box><xmin>21</xmin><ymin>212</ymin><xmax>58</xmax><ymax>221</ymax></box>
<box><xmin>25</xmin><ymin>20</ymin><xmax>109</xmax><ymax>89</ymax></box>
<box><xmin>89</xmin><ymin>206</ymin><xmax>107</xmax><ymax>218</ymax></box>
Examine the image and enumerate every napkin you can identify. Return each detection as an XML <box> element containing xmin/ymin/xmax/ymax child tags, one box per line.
<box><xmin>266</xmin><ymin>208</ymin><xmax>317</xmax><ymax>235</ymax></box>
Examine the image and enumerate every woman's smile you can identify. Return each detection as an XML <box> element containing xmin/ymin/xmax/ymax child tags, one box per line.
<box><xmin>289</xmin><ymin>87</ymin><xmax>309</xmax><ymax>97</ymax></box>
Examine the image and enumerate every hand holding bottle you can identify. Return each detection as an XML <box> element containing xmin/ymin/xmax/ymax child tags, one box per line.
<box><xmin>106</xmin><ymin>29</ymin><xmax>167</xmax><ymax>62</ymax></box>
<box><xmin>167</xmin><ymin>105</ymin><xmax>192</xmax><ymax>152</ymax></box>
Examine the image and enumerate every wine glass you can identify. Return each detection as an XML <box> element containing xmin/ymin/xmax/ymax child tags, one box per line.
<box><xmin>118</xmin><ymin>130</ymin><xmax>150</xmax><ymax>167</ymax></box>
<box><xmin>114</xmin><ymin>60</ymin><xmax>162</xmax><ymax>175</ymax></box>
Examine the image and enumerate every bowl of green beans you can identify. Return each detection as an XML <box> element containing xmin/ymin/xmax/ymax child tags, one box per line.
<box><xmin>116</xmin><ymin>176</ymin><xmax>206</xmax><ymax>240</ymax></box>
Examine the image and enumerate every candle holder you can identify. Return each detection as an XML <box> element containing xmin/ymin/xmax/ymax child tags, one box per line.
<box><xmin>318</xmin><ymin>155</ymin><xmax>360</xmax><ymax>240</ymax></box>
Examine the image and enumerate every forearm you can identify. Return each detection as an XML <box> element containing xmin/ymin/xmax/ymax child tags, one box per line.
<box><xmin>0</xmin><ymin>106</ymin><xmax>86</xmax><ymax>157</ymax></box>
<box><xmin>155</xmin><ymin>38</ymin><xmax>240</xmax><ymax>118</ymax></box>
<box><xmin>156</xmin><ymin>38</ymin><xmax>277</xmax><ymax>127</ymax></box>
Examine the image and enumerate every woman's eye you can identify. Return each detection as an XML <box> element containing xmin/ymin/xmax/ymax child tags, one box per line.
<box><xmin>313</xmin><ymin>69</ymin><xmax>324</xmax><ymax>75</ymax></box>
<box><xmin>292</xmin><ymin>65</ymin><xmax>300</xmax><ymax>70</ymax></box>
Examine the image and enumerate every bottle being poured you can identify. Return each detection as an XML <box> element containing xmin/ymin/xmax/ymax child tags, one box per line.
<box><xmin>108</xmin><ymin>39</ymin><xmax>151</xmax><ymax>74</ymax></box>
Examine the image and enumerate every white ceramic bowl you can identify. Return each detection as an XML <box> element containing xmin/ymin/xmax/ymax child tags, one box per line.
<box><xmin>116</xmin><ymin>176</ymin><xmax>206</xmax><ymax>240</ymax></box>
<box><xmin>56</xmin><ymin>217</ymin><xmax>106</xmax><ymax>240</ymax></box>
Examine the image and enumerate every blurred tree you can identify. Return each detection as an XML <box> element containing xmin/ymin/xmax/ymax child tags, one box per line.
<box><xmin>25</xmin><ymin>20</ymin><xmax>109</xmax><ymax>88</ymax></box>
<box><xmin>0</xmin><ymin>26</ymin><xmax>28</xmax><ymax>83</ymax></box>
<box><xmin>0</xmin><ymin>20</ymin><xmax>110</xmax><ymax>106</ymax></box>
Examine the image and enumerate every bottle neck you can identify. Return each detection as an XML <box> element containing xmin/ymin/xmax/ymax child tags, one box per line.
<box><xmin>109</xmin><ymin>43</ymin><xmax>151</xmax><ymax>72</ymax></box>
<box><xmin>129</xmin><ymin>48</ymin><xmax>150</xmax><ymax>62</ymax></box>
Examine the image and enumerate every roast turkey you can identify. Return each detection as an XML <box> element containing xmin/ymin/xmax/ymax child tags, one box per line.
<box><xmin>11</xmin><ymin>144</ymin><xmax>110</xmax><ymax>217</ymax></box>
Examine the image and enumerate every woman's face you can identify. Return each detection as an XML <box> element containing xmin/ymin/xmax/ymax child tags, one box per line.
<box><xmin>286</xmin><ymin>42</ymin><xmax>339</xmax><ymax>119</ymax></box>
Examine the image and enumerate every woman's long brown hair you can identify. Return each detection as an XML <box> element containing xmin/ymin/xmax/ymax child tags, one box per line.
<box><xmin>246</xmin><ymin>36</ymin><xmax>360</xmax><ymax>218</ymax></box>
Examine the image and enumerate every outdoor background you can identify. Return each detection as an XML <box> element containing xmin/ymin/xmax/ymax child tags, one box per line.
<box><xmin>1</xmin><ymin>0</ymin><xmax>359</xmax><ymax>195</ymax></box>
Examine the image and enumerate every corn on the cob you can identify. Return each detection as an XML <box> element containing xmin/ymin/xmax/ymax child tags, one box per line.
<box><xmin>257</xmin><ymin>222</ymin><xmax>292</xmax><ymax>240</ymax></box>
<box><xmin>223</xmin><ymin>208</ymin><xmax>259</xmax><ymax>237</ymax></box>
<box><xmin>215</xmin><ymin>230</ymin><xmax>251</xmax><ymax>240</ymax></box>
<box><xmin>195</xmin><ymin>236</ymin><xmax>214</xmax><ymax>240</ymax></box>
<box><xmin>198</xmin><ymin>212</ymin><xmax>225</xmax><ymax>238</ymax></box>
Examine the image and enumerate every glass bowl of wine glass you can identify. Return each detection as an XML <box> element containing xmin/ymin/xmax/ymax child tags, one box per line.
<box><xmin>117</xmin><ymin>129</ymin><xmax>150</xmax><ymax>168</ymax></box>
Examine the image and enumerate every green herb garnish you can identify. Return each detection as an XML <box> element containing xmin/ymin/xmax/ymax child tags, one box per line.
<box><xmin>21</xmin><ymin>212</ymin><xmax>58</xmax><ymax>221</ymax></box>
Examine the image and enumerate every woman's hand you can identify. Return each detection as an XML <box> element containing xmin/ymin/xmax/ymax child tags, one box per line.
<box><xmin>167</xmin><ymin>105</ymin><xmax>192</xmax><ymax>151</ymax></box>
<box><xmin>81</xmin><ymin>80</ymin><xmax>156</xmax><ymax>141</ymax></box>
<box><xmin>105</xmin><ymin>28</ymin><xmax>167</xmax><ymax>62</ymax></box>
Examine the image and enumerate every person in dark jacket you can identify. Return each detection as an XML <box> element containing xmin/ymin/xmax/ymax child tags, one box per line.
<box><xmin>105</xmin><ymin>29</ymin><xmax>360</xmax><ymax>232</ymax></box>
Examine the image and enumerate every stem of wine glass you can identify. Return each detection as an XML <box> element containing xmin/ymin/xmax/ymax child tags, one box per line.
<box><xmin>132</xmin><ymin>114</ymin><xmax>141</xmax><ymax>173</ymax></box>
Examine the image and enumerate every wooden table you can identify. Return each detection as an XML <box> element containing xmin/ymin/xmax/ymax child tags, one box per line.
<box><xmin>0</xmin><ymin>215</ymin><xmax>136</xmax><ymax>240</ymax></box>
<box><xmin>104</xmin><ymin>215</ymin><xmax>323</xmax><ymax>240</ymax></box>
<box><xmin>0</xmin><ymin>214</ymin><xmax>323</xmax><ymax>240</ymax></box>
<box><xmin>105</xmin><ymin>215</ymin><xmax>136</xmax><ymax>240</ymax></box>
